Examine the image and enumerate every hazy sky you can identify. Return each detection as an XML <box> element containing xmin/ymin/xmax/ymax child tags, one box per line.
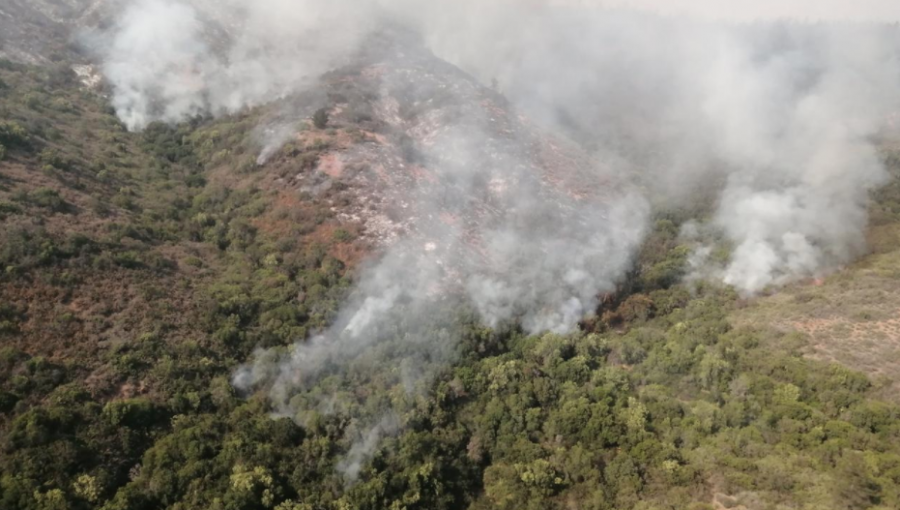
<box><xmin>599</xmin><ymin>0</ymin><xmax>900</xmax><ymax>21</ymax></box>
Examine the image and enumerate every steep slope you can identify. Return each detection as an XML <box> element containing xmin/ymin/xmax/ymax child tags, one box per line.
<box><xmin>227</xmin><ymin>29</ymin><xmax>612</xmax><ymax>250</ymax></box>
<box><xmin>0</xmin><ymin>0</ymin><xmax>105</xmax><ymax>63</ymax></box>
<box><xmin>0</xmin><ymin>26</ymin><xmax>616</xmax><ymax>422</ymax></box>
<box><xmin>0</xmin><ymin>57</ymin><xmax>208</xmax><ymax>371</ymax></box>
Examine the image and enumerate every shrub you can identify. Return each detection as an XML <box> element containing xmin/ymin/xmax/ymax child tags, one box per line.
<box><xmin>332</xmin><ymin>228</ymin><xmax>353</xmax><ymax>243</ymax></box>
<box><xmin>111</xmin><ymin>193</ymin><xmax>136</xmax><ymax>210</ymax></box>
<box><xmin>26</xmin><ymin>187</ymin><xmax>67</xmax><ymax>212</ymax></box>
<box><xmin>0</xmin><ymin>391</ymin><xmax>19</xmax><ymax>413</ymax></box>
<box><xmin>50</xmin><ymin>97</ymin><xmax>74</xmax><ymax>113</ymax></box>
<box><xmin>0</xmin><ymin>120</ymin><xmax>28</xmax><ymax>147</ymax></box>
<box><xmin>22</xmin><ymin>92</ymin><xmax>43</xmax><ymax>109</ymax></box>
<box><xmin>113</xmin><ymin>251</ymin><xmax>143</xmax><ymax>269</ymax></box>
<box><xmin>102</xmin><ymin>398</ymin><xmax>159</xmax><ymax>427</ymax></box>
<box><xmin>38</xmin><ymin>148</ymin><xmax>72</xmax><ymax>171</ymax></box>
<box><xmin>0</xmin><ymin>200</ymin><xmax>22</xmax><ymax>219</ymax></box>
<box><xmin>617</xmin><ymin>294</ymin><xmax>655</xmax><ymax>323</ymax></box>
<box><xmin>313</xmin><ymin>107</ymin><xmax>329</xmax><ymax>129</ymax></box>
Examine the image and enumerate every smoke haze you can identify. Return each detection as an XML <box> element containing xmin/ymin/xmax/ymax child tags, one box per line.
<box><xmin>613</xmin><ymin>0</ymin><xmax>900</xmax><ymax>21</ymax></box>
<box><xmin>421</xmin><ymin>7</ymin><xmax>900</xmax><ymax>293</ymax></box>
<box><xmin>97</xmin><ymin>0</ymin><xmax>900</xmax><ymax>480</ymax></box>
<box><xmin>98</xmin><ymin>0</ymin><xmax>380</xmax><ymax>130</ymax></box>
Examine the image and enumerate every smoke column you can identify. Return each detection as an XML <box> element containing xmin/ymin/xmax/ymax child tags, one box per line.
<box><xmin>98</xmin><ymin>0</ymin><xmax>380</xmax><ymax>130</ymax></box>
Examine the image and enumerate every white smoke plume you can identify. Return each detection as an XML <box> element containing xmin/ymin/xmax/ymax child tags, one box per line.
<box><xmin>336</xmin><ymin>413</ymin><xmax>400</xmax><ymax>482</ymax></box>
<box><xmin>100</xmin><ymin>0</ymin><xmax>209</xmax><ymax>130</ymax></box>
<box><xmin>699</xmin><ymin>25</ymin><xmax>897</xmax><ymax>293</ymax></box>
<box><xmin>423</xmin><ymin>7</ymin><xmax>900</xmax><ymax>294</ymax></box>
<box><xmin>97</xmin><ymin>0</ymin><xmax>380</xmax><ymax>130</ymax></box>
<box><xmin>97</xmin><ymin>0</ymin><xmax>900</xmax><ymax>480</ymax></box>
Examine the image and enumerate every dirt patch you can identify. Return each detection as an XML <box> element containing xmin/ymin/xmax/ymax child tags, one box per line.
<box><xmin>789</xmin><ymin>312</ymin><xmax>900</xmax><ymax>381</ymax></box>
<box><xmin>317</xmin><ymin>153</ymin><xmax>345</xmax><ymax>178</ymax></box>
<box><xmin>732</xmin><ymin>237</ymin><xmax>900</xmax><ymax>398</ymax></box>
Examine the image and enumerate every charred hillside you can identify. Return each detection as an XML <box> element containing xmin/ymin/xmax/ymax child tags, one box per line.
<box><xmin>254</xmin><ymin>28</ymin><xmax>636</xmax><ymax>288</ymax></box>
<box><xmin>262</xmin><ymin>29</ymin><xmax>614</xmax><ymax>248</ymax></box>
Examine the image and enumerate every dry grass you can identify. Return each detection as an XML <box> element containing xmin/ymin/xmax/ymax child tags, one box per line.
<box><xmin>731</xmin><ymin>223</ymin><xmax>900</xmax><ymax>399</ymax></box>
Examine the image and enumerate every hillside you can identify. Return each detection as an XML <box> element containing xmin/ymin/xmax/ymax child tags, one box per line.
<box><xmin>0</xmin><ymin>0</ymin><xmax>105</xmax><ymax>63</ymax></box>
<box><xmin>2</xmin><ymin>20</ymin><xmax>900</xmax><ymax>510</ymax></box>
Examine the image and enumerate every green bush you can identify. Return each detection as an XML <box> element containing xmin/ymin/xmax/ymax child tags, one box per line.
<box><xmin>22</xmin><ymin>92</ymin><xmax>43</xmax><ymax>109</ymax></box>
<box><xmin>102</xmin><ymin>398</ymin><xmax>159</xmax><ymax>427</ymax></box>
<box><xmin>0</xmin><ymin>200</ymin><xmax>22</xmax><ymax>219</ymax></box>
<box><xmin>25</xmin><ymin>187</ymin><xmax>67</xmax><ymax>212</ymax></box>
<box><xmin>333</xmin><ymin>228</ymin><xmax>353</xmax><ymax>243</ymax></box>
<box><xmin>0</xmin><ymin>120</ymin><xmax>28</xmax><ymax>147</ymax></box>
<box><xmin>38</xmin><ymin>148</ymin><xmax>72</xmax><ymax>171</ymax></box>
<box><xmin>313</xmin><ymin>107</ymin><xmax>329</xmax><ymax>129</ymax></box>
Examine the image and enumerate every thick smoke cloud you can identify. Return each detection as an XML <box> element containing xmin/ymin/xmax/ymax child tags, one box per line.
<box><xmin>101</xmin><ymin>0</ymin><xmax>208</xmax><ymax>130</ymax></box>
<box><xmin>99</xmin><ymin>0</ymin><xmax>900</xmax><ymax>480</ymax></box>
<box><xmin>697</xmin><ymin>25</ymin><xmax>896</xmax><ymax>293</ymax></box>
<box><xmin>99</xmin><ymin>0</ymin><xmax>379</xmax><ymax>130</ymax></box>
<box><xmin>416</xmin><ymin>7</ymin><xmax>900</xmax><ymax>293</ymax></box>
<box><xmin>618</xmin><ymin>0</ymin><xmax>900</xmax><ymax>22</ymax></box>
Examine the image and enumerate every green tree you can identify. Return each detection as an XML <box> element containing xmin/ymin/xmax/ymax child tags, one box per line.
<box><xmin>313</xmin><ymin>108</ymin><xmax>329</xmax><ymax>129</ymax></box>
